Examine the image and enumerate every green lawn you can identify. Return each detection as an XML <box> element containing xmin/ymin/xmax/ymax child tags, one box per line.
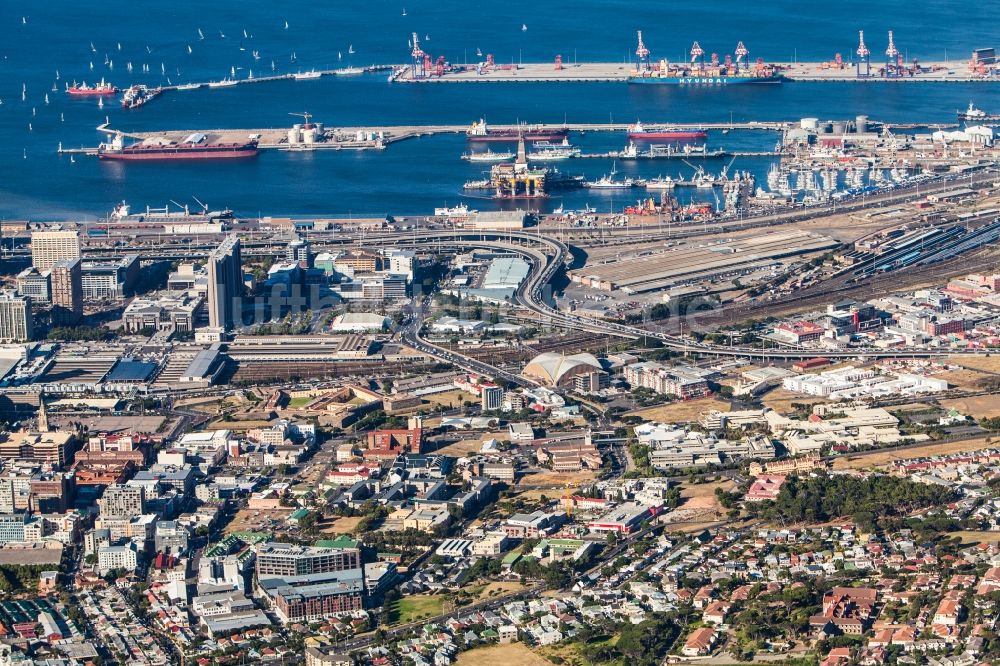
<box><xmin>391</xmin><ymin>595</ymin><xmax>443</xmax><ymax>624</ymax></box>
<box><xmin>287</xmin><ymin>396</ymin><xmax>314</xmax><ymax>409</ymax></box>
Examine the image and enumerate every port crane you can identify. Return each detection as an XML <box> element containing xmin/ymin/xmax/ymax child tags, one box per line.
<box><xmin>635</xmin><ymin>30</ymin><xmax>651</xmax><ymax>72</ymax></box>
<box><xmin>735</xmin><ymin>41</ymin><xmax>749</xmax><ymax>71</ymax></box>
<box><xmin>885</xmin><ymin>30</ymin><xmax>902</xmax><ymax>77</ymax></box>
<box><xmin>410</xmin><ymin>31</ymin><xmax>427</xmax><ymax>78</ymax></box>
<box><xmin>856</xmin><ymin>29</ymin><xmax>871</xmax><ymax>78</ymax></box>
<box><xmin>690</xmin><ymin>41</ymin><xmax>704</xmax><ymax>70</ymax></box>
<box><xmin>289</xmin><ymin>111</ymin><xmax>313</xmax><ymax>128</ymax></box>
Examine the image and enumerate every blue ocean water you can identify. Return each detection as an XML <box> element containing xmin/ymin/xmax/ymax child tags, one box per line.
<box><xmin>0</xmin><ymin>1</ymin><xmax>998</xmax><ymax>219</ymax></box>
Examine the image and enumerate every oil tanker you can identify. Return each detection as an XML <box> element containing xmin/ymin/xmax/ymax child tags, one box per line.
<box><xmin>97</xmin><ymin>131</ymin><xmax>259</xmax><ymax>161</ymax></box>
<box><xmin>467</xmin><ymin>119</ymin><xmax>569</xmax><ymax>142</ymax></box>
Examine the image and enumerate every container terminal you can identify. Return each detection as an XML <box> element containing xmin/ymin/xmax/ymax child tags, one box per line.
<box><xmin>393</xmin><ymin>30</ymin><xmax>998</xmax><ymax>84</ymax></box>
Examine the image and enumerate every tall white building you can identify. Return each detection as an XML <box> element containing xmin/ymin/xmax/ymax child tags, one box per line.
<box><xmin>31</xmin><ymin>231</ymin><xmax>81</xmax><ymax>271</ymax></box>
<box><xmin>0</xmin><ymin>292</ymin><xmax>33</xmax><ymax>343</ymax></box>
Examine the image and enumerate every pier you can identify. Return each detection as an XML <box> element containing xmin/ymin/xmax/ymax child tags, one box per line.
<box><xmin>56</xmin><ymin>119</ymin><xmax>960</xmax><ymax>157</ymax></box>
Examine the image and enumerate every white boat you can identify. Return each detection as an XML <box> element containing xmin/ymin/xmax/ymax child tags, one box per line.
<box><xmin>293</xmin><ymin>70</ymin><xmax>322</xmax><ymax>80</ymax></box>
<box><xmin>334</xmin><ymin>67</ymin><xmax>364</xmax><ymax>76</ymax></box>
<box><xmin>528</xmin><ymin>140</ymin><xmax>580</xmax><ymax>161</ymax></box>
<box><xmin>645</xmin><ymin>175</ymin><xmax>676</xmax><ymax>190</ymax></box>
<box><xmin>207</xmin><ymin>78</ymin><xmax>238</xmax><ymax>87</ymax></box>
<box><xmin>587</xmin><ymin>174</ymin><xmax>637</xmax><ymax>189</ymax></box>
<box><xmin>176</xmin><ymin>82</ymin><xmax>203</xmax><ymax>90</ymax></box>
<box><xmin>434</xmin><ymin>203</ymin><xmax>477</xmax><ymax>217</ymax></box>
<box><xmin>463</xmin><ymin>150</ymin><xmax>514</xmax><ymax>162</ymax></box>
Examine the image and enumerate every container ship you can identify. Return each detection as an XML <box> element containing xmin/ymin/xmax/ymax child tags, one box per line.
<box><xmin>97</xmin><ymin>132</ymin><xmax>259</xmax><ymax>161</ymax></box>
<box><xmin>66</xmin><ymin>79</ymin><xmax>117</xmax><ymax>96</ymax></box>
<box><xmin>627</xmin><ymin>122</ymin><xmax>707</xmax><ymax>141</ymax></box>
<box><xmin>626</xmin><ymin>32</ymin><xmax>784</xmax><ymax>85</ymax></box>
<box><xmin>467</xmin><ymin>119</ymin><xmax>569</xmax><ymax>142</ymax></box>
<box><xmin>958</xmin><ymin>102</ymin><xmax>1000</xmax><ymax>123</ymax></box>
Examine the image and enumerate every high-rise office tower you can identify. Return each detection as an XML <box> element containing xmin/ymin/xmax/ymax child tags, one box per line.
<box><xmin>206</xmin><ymin>235</ymin><xmax>244</xmax><ymax>330</ymax></box>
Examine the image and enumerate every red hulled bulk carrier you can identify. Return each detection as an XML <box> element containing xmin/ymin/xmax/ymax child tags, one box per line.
<box><xmin>97</xmin><ymin>131</ymin><xmax>259</xmax><ymax>161</ymax></box>
<box><xmin>65</xmin><ymin>78</ymin><xmax>118</xmax><ymax>96</ymax></box>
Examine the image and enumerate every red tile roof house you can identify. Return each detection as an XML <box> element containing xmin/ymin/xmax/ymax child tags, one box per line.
<box><xmin>744</xmin><ymin>474</ymin><xmax>786</xmax><ymax>502</ymax></box>
<box><xmin>821</xmin><ymin>647</ymin><xmax>852</xmax><ymax>666</ymax></box>
<box><xmin>810</xmin><ymin>587</ymin><xmax>878</xmax><ymax>635</ymax></box>
<box><xmin>703</xmin><ymin>600</ymin><xmax>732</xmax><ymax>625</ymax></box>
<box><xmin>682</xmin><ymin>627</ymin><xmax>718</xmax><ymax>657</ymax></box>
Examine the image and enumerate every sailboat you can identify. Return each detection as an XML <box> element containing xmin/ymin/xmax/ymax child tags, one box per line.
<box><xmin>51</xmin><ymin>82</ymin><xmax>57</xmax><ymax>92</ymax></box>
<box><xmin>338</xmin><ymin>51</ymin><xmax>342</xmax><ymax>61</ymax></box>
<box><xmin>348</xmin><ymin>44</ymin><xmax>354</xmax><ymax>54</ymax></box>
<box><xmin>476</xmin><ymin>48</ymin><xmax>482</xmax><ymax>57</ymax></box>
<box><xmin>89</xmin><ymin>61</ymin><xmax>94</xmax><ymax>71</ymax></box>
<box><xmin>127</xmin><ymin>62</ymin><xmax>132</xmax><ymax>72</ymax></box>
<box><xmin>271</xmin><ymin>59</ymin><xmax>276</xmax><ymax>71</ymax></box>
<box><xmin>230</xmin><ymin>65</ymin><xmax>236</xmax><ymax>77</ymax></box>
<box><xmin>198</xmin><ymin>28</ymin><xmax>204</xmax><ymax>40</ymax></box>
<box><xmin>117</xmin><ymin>41</ymin><xmax>122</xmax><ymax>51</ymax></box>
<box><xmin>248</xmin><ymin>69</ymin><xmax>253</xmax><ymax>79</ymax></box>
<box><xmin>284</xmin><ymin>20</ymin><xmax>289</xmax><ymax>29</ymax></box>
<box><xmin>90</xmin><ymin>42</ymin><xmax>96</xmax><ymax>53</ymax></box>
<box><xmin>252</xmin><ymin>50</ymin><xmax>260</xmax><ymax>61</ymax></box>
<box><xmin>522</xmin><ymin>24</ymin><xmax>528</xmax><ymax>31</ymax></box>
<box><xmin>187</xmin><ymin>45</ymin><xmax>193</xmax><ymax>54</ymax></box>
<box><xmin>55</xmin><ymin>69</ymin><xmax>60</xmax><ymax>80</ymax></box>
<box><xmin>21</xmin><ymin>84</ymin><xmax>26</xmax><ymax>101</ymax></box>
<box><xmin>70</xmin><ymin>155</ymin><xmax>75</xmax><ymax>163</ymax></box>
<box><xmin>243</xmin><ymin>29</ymin><xmax>248</xmax><ymax>39</ymax></box>
<box><xmin>425</xmin><ymin>34</ymin><xmax>430</xmax><ymax>41</ymax></box>
<box><xmin>22</xmin><ymin>16</ymin><xmax>26</xmax><ymax>25</ymax></box>
<box><xmin>161</xmin><ymin>62</ymin><xmax>166</xmax><ymax>74</ymax></box>
<box><xmin>402</xmin><ymin>7</ymin><xmax>407</xmax><ymax>15</ymax></box>
<box><xmin>108</xmin><ymin>59</ymin><xmax>113</xmax><ymax>70</ymax></box>
<box><xmin>98</xmin><ymin>97</ymin><xmax>103</xmax><ymax>109</ymax></box>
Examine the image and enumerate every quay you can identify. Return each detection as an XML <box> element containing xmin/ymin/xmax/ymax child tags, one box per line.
<box><xmin>391</xmin><ymin>59</ymin><xmax>997</xmax><ymax>84</ymax></box>
<box><xmin>57</xmin><ymin>118</ymin><xmax>959</xmax><ymax>157</ymax></box>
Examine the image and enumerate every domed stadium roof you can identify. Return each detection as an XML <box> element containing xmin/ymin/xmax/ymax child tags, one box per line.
<box><xmin>522</xmin><ymin>352</ymin><xmax>603</xmax><ymax>386</ymax></box>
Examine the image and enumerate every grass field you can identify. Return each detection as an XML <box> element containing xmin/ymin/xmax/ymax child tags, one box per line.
<box><xmin>391</xmin><ymin>595</ymin><xmax>443</xmax><ymax>624</ymax></box>
<box><xmin>761</xmin><ymin>388</ymin><xmax>826</xmax><ymax>415</ymax></box>
<box><xmin>422</xmin><ymin>389</ymin><xmax>473</xmax><ymax>409</ymax></box>
<box><xmin>625</xmin><ymin>397</ymin><xmax>730</xmax><ymax>424</ymax></box>
<box><xmin>317</xmin><ymin>516</ymin><xmax>364</xmax><ymax>535</ymax></box>
<box><xmin>954</xmin><ymin>531</ymin><xmax>1000</xmax><ymax>545</ymax></box>
<box><xmin>940</xmin><ymin>396</ymin><xmax>1000</xmax><ymax>419</ymax></box>
<box><xmin>287</xmin><ymin>396</ymin><xmax>314</xmax><ymax>409</ymax></box>
<box><xmin>950</xmin><ymin>355</ymin><xmax>1000</xmax><ymax>374</ymax></box>
<box><xmin>831</xmin><ymin>438</ymin><xmax>996</xmax><ymax>470</ymax></box>
<box><xmin>455</xmin><ymin>643</ymin><xmax>552</xmax><ymax>666</ymax></box>
<box><xmin>934</xmin><ymin>368</ymin><xmax>991</xmax><ymax>391</ymax></box>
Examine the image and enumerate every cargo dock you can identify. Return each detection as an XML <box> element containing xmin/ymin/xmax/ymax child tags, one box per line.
<box><xmin>57</xmin><ymin>118</ymin><xmax>960</xmax><ymax>157</ymax></box>
<box><xmin>390</xmin><ymin>59</ymin><xmax>997</xmax><ymax>83</ymax></box>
